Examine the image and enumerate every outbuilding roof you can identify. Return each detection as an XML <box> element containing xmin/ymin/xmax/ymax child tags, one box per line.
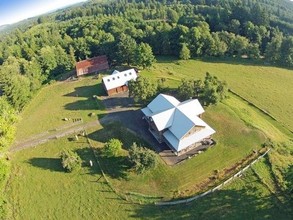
<box><xmin>102</xmin><ymin>69</ymin><xmax>137</xmax><ymax>90</ymax></box>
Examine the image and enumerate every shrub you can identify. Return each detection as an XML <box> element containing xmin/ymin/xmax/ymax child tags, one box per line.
<box><xmin>103</xmin><ymin>138</ymin><xmax>122</xmax><ymax>157</ymax></box>
<box><xmin>60</xmin><ymin>149</ymin><xmax>82</xmax><ymax>172</ymax></box>
<box><xmin>128</xmin><ymin>142</ymin><xmax>157</xmax><ymax>174</ymax></box>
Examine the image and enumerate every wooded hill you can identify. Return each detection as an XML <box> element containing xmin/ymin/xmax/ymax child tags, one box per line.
<box><xmin>0</xmin><ymin>0</ymin><xmax>292</xmax><ymax>111</ymax></box>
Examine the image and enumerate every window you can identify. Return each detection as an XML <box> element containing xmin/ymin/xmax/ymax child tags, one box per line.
<box><xmin>112</xmin><ymin>77</ymin><xmax>115</xmax><ymax>80</ymax></box>
<box><xmin>129</xmin><ymin>72</ymin><xmax>132</xmax><ymax>75</ymax></box>
<box><xmin>107</xmin><ymin>79</ymin><xmax>110</xmax><ymax>82</ymax></box>
<box><xmin>117</xmin><ymin>76</ymin><xmax>120</xmax><ymax>79</ymax></box>
<box><xmin>124</xmin><ymin>73</ymin><xmax>127</xmax><ymax>77</ymax></box>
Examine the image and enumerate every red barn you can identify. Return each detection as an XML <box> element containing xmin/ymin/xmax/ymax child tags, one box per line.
<box><xmin>76</xmin><ymin>55</ymin><xmax>109</xmax><ymax>77</ymax></box>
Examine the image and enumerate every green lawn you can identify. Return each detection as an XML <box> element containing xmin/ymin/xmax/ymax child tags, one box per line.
<box><xmin>5</xmin><ymin>128</ymin><xmax>291</xmax><ymax>219</ymax></box>
<box><xmin>6</xmin><ymin>58</ymin><xmax>293</xmax><ymax>219</ymax></box>
<box><xmin>88</xmin><ymin>94</ymin><xmax>277</xmax><ymax>198</ymax></box>
<box><xmin>5</xmin><ymin>132</ymin><xmax>139</xmax><ymax>219</ymax></box>
<box><xmin>15</xmin><ymin>76</ymin><xmax>105</xmax><ymax>142</ymax></box>
<box><xmin>142</xmin><ymin>57</ymin><xmax>293</xmax><ymax>131</ymax></box>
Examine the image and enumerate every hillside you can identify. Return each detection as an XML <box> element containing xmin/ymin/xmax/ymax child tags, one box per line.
<box><xmin>0</xmin><ymin>0</ymin><xmax>292</xmax><ymax>219</ymax></box>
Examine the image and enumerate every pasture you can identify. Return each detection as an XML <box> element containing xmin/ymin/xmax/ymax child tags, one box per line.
<box><xmin>15</xmin><ymin>76</ymin><xmax>105</xmax><ymax>142</ymax></box>
<box><xmin>142</xmin><ymin>57</ymin><xmax>293</xmax><ymax>131</ymax></box>
<box><xmin>5</xmin><ymin>57</ymin><xmax>293</xmax><ymax>219</ymax></box>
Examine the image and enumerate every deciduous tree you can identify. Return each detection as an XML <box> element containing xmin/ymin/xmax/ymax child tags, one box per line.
<box><xmin>128</xmin><ymin>77</ymin><xmax>158</xmax><ymax>104</ymax></box>
<box><xmin>103</xmin><ymin>138</ymin><xmax>123</xmax><ymax>157</ymax></box>
<box><xmin>135</xmin><ymin>42</ymin><xmax>156</xmax><ymax>69</ymax></box>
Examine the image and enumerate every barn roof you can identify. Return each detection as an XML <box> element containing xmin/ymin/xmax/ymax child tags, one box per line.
<box><xmin>102</xmin><ymin>69</ymin><xmax>137</xmax><ymax>90</ymax></box>
<box><xmin>76</xmin><ymin>55</ymin><xmax>108</xmax><ymax>70</ymax></box>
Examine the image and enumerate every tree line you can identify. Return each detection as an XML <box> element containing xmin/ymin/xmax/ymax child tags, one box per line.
<box><xmin>0</xmin><ymin>1</ymin><xmax>291</xmax><ymax>109</ymax></box>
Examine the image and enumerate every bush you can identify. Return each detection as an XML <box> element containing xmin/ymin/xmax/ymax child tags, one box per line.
<box><xmin>60</xmin><ymin>149</ymin><xmax>82</xmax><ymax>172</ymax></box>
<box><xmin>103</xmin><ymin>138</ymin><xmax>123</xmax><ymax>157</ymax></box>
<box><xmin>128</xmin><ymin>143</ymin><xmax>157</xmax><ymax>174</ymax></box>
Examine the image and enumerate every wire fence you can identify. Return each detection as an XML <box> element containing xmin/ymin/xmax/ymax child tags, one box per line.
<box><xmin>156</xmin><ymin>148</ymin><xmax>271</xmax><ymax>206</ymax></box>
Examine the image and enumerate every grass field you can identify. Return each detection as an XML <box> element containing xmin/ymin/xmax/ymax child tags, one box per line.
<box><xmin>6</xmin><ymin>57</ymin><xmax>293</xmax><ymax>219</ymax></box>
<box><xmin>5</xmin><ymin>132</ymin><xmax>139</xmax><ymax>219</ymax></box>
<box><xmin>142</xmin><ymin>57</ymin><xmax>293</xmax><ymax>131</ymax></box>
<box><xmin>88</xmin><ymin>93</ymin><xmax>291</xmax><ymax>198</ymax></box>
<box><xmin>15</xmin><ymin>76</ymin><xmax>106</xmax><ymax>142</ymax></box>
<box><xmin>5</xmin><ymin>127</ymin><xmax>291</xmax><ymax>219</ymax></box>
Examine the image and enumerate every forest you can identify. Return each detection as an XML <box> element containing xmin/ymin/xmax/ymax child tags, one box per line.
<box><xmin>0</xmin><ymin>0</ymin><xmax>292</xmax><ymax>144</ymax></box>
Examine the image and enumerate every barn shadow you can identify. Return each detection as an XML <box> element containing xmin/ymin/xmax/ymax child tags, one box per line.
<box><xmin>63</xmin><ymin>98</ymin><xmax>104</xmax><ymax>111</ymax></box>
<box><xmin>27</xmin><ymin>158</ymin><xmax>64</xmax><ymax>172</ymax></box>
<box><xmin>64</xmin><ymin>83</ymin><xmax>105</xmax><ymax>98</ymax></box>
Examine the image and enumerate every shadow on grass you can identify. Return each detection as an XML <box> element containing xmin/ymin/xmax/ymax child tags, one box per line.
<box><xmin>74</xmin><ymin>147</ymin><xmax>102</xmax><ymax>175</ymax></box>
<box><xmin>64</xmin><ymin>83</ymin><xmax>105</xmax><ymax>97</ymax></box>
<box><xmin>95</xmin><ymin>148</ymin><xmax>131</xmax><ymax>180</ymax></box>
<box><xmin>88</xmin><ymin>122</ymin><xmax>148</xmax><ymax>150</ymax></box>
<box><xmin>63</xmin><ymin>98</ymin><xmax>103</xmax><ymax>111</ymax></box>
<box><xmin>27</xmin><ymin>147</ymin><xmax>102</xmax><ymax>175</ymax></box>
<box><xmin>27</xmin><ymin>158</ymin><xmax>64</xmax><ymax>172</ymax></box>
<box><xmin>131</xmin><ymin>188</ymin><xmax>292</xmax><ymax>219</ymax></box>
<box><xmin>102</xmin><ymin>96</ymin><xmax>135</xmax><ymax>109</ymax></box>
<box><xmin>156</xmin><ymin>55</ymin><xmax>293</xmax><ymax>71</ymax></box>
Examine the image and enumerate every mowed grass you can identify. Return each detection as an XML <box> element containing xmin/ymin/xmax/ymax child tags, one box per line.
<box><xmin>7</xmin><ymin>58</ymin><xmax>293</xmax><ymax>219</ymax></box>
<box><xmin>131</xmin><ymin>168</ymin><xmax>292</xmax><ymax>220</ymax></box>
<box><xmin>15</xmin><ymin>76</ymin><xmax>106</xmax><ymax>142</ymax></box>
<box><xmin>6</xmin><ymin>125</ymin><xmax>290</xmax><ymax>219</ymax></box>
<box><xmin>5</xmin><ymin>132</ymin><xmax>139</xmax><ymax>220</ymax></box>
<box><xmin>88</xmin><ymin>95</ymin><xmax>269</xmax><ymax>198</ymax></box>
<box><xmin>142</xmin><ymin>57</ymin><xmax>293</xmax><ymax>131</ymax></box>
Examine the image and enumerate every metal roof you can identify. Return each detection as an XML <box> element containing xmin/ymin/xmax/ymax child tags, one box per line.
<box><xmin>141</xmin><ymin>94</ymin><xmax>216</xmax><ymax>152</ymax></box>
<box><xmin>102</xmin><ymin>69</ymin><xmax>137</xmax><ymax>90</ymax></box>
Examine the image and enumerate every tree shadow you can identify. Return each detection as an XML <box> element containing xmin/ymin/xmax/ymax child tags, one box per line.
<box><xmin>94</xmin><ymin>148</ymin><xmax>131</xmax><ymax>179</ymax></box>
<box><xmin>74</xmin><ymin>147</ymin><xmax>101</xmax><ymax>175</ymax></box>
<box><xmin>64</xmin><ymin>83</ymin><xmax>105</xmax><ymax>97</ymax></box>
<box><xmin>130</xmin><ymin>188</ymin><xmax>292</xmax><ymax>219</ymax></box>
<box><xmin>27</xmin><ymin>158</ymin><xmax>64</xmax><ymax>172</ymax></box>
<box><xmin>156</xmin><ymin>55</ymin><xmax>293</xmax><ymax>70</ymax></box>
<box><xmin>27</xmin><ymin>147</ymin><xmax>102</xmax><ymax>175</ymax></box>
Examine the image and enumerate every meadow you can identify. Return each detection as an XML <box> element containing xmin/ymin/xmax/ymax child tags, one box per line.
<box><xmin>6</xmin><ymin>57</ymin><xmax>293</xmax><ymax>219</ymax></box>
<box><xmin>15</xmin><ymin>76</ymin><xmax>105</xmax><ymax>142</ymax></box>
<box><xmin>142</xmin><ymin>57</ymin><xmax>293</xmax><ymax>131</ymax></box>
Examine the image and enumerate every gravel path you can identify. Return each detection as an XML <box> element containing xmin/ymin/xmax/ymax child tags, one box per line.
<box><xmin>9</xmin><ymin>120</ymin><xmax>101</xmax><ymax>153</ymax></box>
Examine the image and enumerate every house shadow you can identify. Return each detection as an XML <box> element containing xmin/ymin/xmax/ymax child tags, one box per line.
<box><xmin>87</xmin><ymin>121</ymin><xmax>146</xmax><ymax>150</ymax></box>
<box><xmin>27</xmin><ymin>158</ymin><xmax>64</xmax><ymax>172</ymax></box>
<box><xmin>130</xmin><ymin>188</ymin><xmax>292</xmax><ymax>219</ymax></box>
<box><xmin>102</xmin><ymin>96</ymin><xmax>135</xmax><ymax>109</ymax></box>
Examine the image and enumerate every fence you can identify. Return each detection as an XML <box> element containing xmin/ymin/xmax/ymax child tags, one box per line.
<box><xmin>156</xmin><ymin>148</ymin><xmax>271</xmax><ymax>206</ymax></box>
